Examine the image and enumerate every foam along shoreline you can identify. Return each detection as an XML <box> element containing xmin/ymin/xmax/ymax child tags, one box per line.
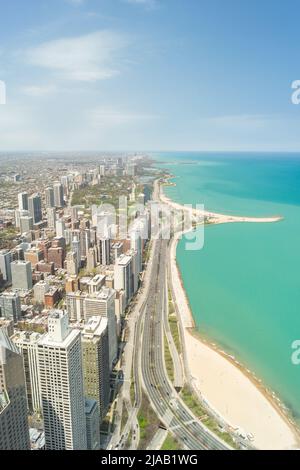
<box><xmin>163</xmin><ymin>185</ymin><xmax>300</xmax><ymax>450</ymax></box>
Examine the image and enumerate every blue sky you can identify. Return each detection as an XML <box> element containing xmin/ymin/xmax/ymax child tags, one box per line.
<box><xmin>0</xmin><ymin>0</ymin><xmax>300</xmax><ymax>151</ymax></box>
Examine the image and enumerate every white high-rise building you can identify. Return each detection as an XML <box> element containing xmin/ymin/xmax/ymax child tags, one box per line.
<box><xmin>15</xmin><ymin>209</ymin><xmax>29</xmax><ymax>229</ymax></box>
<box><xmin>66</xmin><ymin>291</ymin><xmax>87</xmax><ymax>322</ymax></box>
<box><xmin>56</xmin><ymin>219</ymin><xmax>65</xmax><ymax>238</ymax></box>
<box><xmin>47</xmin><ymin>207</ymin><xmax>56</xmax><ymax>229</ymax></box>
<box><xmin>87</xmin><ymin>274</ymin><xmax>105</xmax><ymax>295</ymax></box>
<box><xmin>18</xmin><ymin>192</ymin><xmax>28</xmax><ymax>211</ymax></box>
<box><xmin>11</xmin><ymin>260</ymin><xmax>32</xmax><ymax>291</ymax></box>
<box><xmin>114</xmin><ymin>254</ymin><xmax>133</xmax><ymax>306</ymax></box>
<box><xmin>86</xmin><ymin>247</ymin><xmax>96</xmax><ymax>272</ymax></box>
<box><xmin>72</xmin><ymin>236</ymin><xmax>81</xmax><ymax>270</ymax></box>
<box><xmin>33</xmin><ymin>280</ymin><xmax>50</xmax><ymax>303</ymax></box>
<box><xmin>37</xmin><ymin>311</ymin><xmax>87</xmax><ymax>450</ymax></box>
<box><xmin>12</xmin><ymin>331</ymin><xmax>42</xmax><ymax>414</ymax></box>
<box><xmin>20</xmin><ymin>215</ymin><xmax>33</xmax><ymax>234</ymax></box>
<box><xmin>66</xmin><ymin>251</ymin><xmax>78</xmax><ymax>276</ymax></box>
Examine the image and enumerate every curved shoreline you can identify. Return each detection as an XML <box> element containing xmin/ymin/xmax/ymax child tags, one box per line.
<box><xmin>161</xmin><ymin>180</ymin><xmax>300</xmax><ymax>450</ymax></box>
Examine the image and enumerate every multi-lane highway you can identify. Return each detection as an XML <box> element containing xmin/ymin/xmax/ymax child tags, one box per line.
<box><xmin>140</xmin><ymin>237</ymin><xmax>230</xmax><ymax>450</ymax></box>
<box><xmin>110</xmin><ymin>179</ymin><xmax>232</xmax><ymax>450</ymax></box>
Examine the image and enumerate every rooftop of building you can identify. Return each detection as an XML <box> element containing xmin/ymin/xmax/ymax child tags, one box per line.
<box><xmin>0</xmin><ymin>291</ymin><xmax>20</xmax><ymax>299</ymax></box>
<box><xmin>85</xmin><ymin>398</ymin><xmax>98</xmax><ymax>415</ymax></box>
<box><xmin>12</xmin><ymin>330</ymin><xmax>42</xmax><ymax>343</ymax></box>
<box><xmin>88</xmin><ymin>274</ymin><xmax>106</xmax><ymax>285</ymax></box>
<box><xmin>82</xmin><ymin>315</ymin><xmax>107</xmax><ymax>338</ymax></box>
<box><xmin>11</xmin><ymin>259</ymin><xmax>31</xmax><ymax>266</ymax></box>
<box><xmin>48</xmin><ymin>309</ymin><xmax>65</xmax><ymax>320</ymax></box>
<box><xmin>116</xmin><ymin>254</ymin><xmax>132</xmax><ymax>266</ymax></box>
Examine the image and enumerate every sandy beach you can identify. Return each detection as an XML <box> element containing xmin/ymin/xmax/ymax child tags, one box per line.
<box><xmin>159</xmin><ymin>183</ymin><xmax>283</xmax><ymax>225</ymax></box>
<box><xmin>164</xmin><ymin>182</ymin><xmax>300</xmax><ymax>450</ymax></box>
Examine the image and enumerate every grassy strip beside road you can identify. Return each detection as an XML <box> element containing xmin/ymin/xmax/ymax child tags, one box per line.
<box><xmin>180</xmin><ymin>385</ymin><xmax>238</xmax><ymax>449</ymax></box>
<box><xmin>161</xmin><ymin>433</ymin><xmax>182</xmax><ymax>450</ymax></box>
<box><xmin>164</xmin><ymin>334</ymin><xmax>174</xmax><ymax>383</ymax></box>
<box><xmin>168</xmin><ymin>288</ymin><xmax>182</xmax><ymax>355</ymax></box>
<box><xmin>137</xmin><ymin>393</ymin><xmax>160</xmax><ymax>450</ymax></box>
<box><xmin>120</xmin><ymin>402</ymin><xmax>129</xmax><ymax>434</ymax></box>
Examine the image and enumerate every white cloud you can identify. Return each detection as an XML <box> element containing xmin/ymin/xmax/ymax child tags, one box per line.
<box><xmin>21</xmin><ymin>85</ymin><xmax>57</xmax><ymax>97</ymax></box>
<box><xmin>24</xmin><ymin>30</ymin><xmax>129</xmax><ymax>82</ymax></box>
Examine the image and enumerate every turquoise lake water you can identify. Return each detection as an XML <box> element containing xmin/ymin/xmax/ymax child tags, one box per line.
<box><xmin>155</xmin><ymin>152</ymin><xmax>300</xmax><ymax>422</ymax></box>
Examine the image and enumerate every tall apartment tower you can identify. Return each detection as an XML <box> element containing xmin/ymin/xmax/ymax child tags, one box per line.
<box><xmin>12</xmin><ymin>331</ymin><xmax>42</xmax><ymax>415</ymax></box>
<box><xmin>85</xmin><ymin>398</ymin><xmax>100</xmax><ymax>450</ymax></box>
<box><xmin>98</xmin><ymin>237</ymin><xmax>111</xmax><ymax>265</ymax></box>
<box><xmin>82</xmin><ymin>317</ymin><xmax>110</xmax><ymax>421</ymax></box>
<box><xmin>45</xmin><ymin>187</ymin><xmax>55</xmax><ymax>208</ymax></box>
<box><xmin>53</xmin><ymin>182</ymin><xmax>64</xmax><ymax>208</ymax></box>
<box><xmin>0</xmin><ymin>249</ymin><xmax>13</xmax><ymax>283</ymax></box>
<box><xmin>28</xmin><ymin>193</ymin><xmax>42</xmax><ymax>224</ymax></box>
<box><xmin>0</xmin><ymin>330</ymin><xmax>30</xmax><ymax>450</ymax></box>
<box><xmin>37</xmin><ymin>311</ymin><xmax>87</xmax><ymax>450</ymax></box>
<box><xmin>47</xmin><ymin>207</ymin><xmax>56</xmax><ymax>229</ymax></box>
<box><xmin>130</xmin><ymin>229</ymin><xmax>143</xmax><ymax>273</ymax></box>
<box><xmin>84</xmin><ymin>288</ymin><xmax>117</xmax><ymax>369</ymax></box>
<box><xmin>20</xmin><ymin>215</ymin><xmax>34</xmax><ymax>233</ymax></box>
<box><xmin>56</xmin><ymin>219</ymin><xmax>65</xmax><ymax>238</ymax></box>
<box><xmin>11</xmin><ymin>260</ymin><xmax>33</xmax><ymax>291</ymax></box>
<box><xmin>72</xmin><ymin>236</ymin><xmax>81</xmax><ymax>269</ymax></box>
<box><xmin>114</xmin><ymin>254</ymin><xmax>133</xmax><ymax>306</ymax></box>
<box><xmin>18</xmin><ymin>192</ymin><xmax>28</xmax><ymax>211</ymax></box>
<box><xmin>0</xmin><ymin>292</ymin><xmax>21</xmax><ymax>322</ymax></box>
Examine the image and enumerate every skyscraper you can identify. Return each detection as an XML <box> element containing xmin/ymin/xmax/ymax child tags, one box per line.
<box><xmin>85</xmin><ymin>398</ymin><xmax>100</xmax><ymax>450</ymax></box>
<box><xmin>18</xmin><ymin>192</ymin><xmax>28</xmax><ymax>211</ymax></box>
<box><xmin>53</xmin><ymin>182</ymin><xmax>64</xmax><ymax>208</ymax></box>
<box><xmin>82</xmin><ymin>317</ymin><xmax>110</xmax><ymax>422</ymax></box>
<box><xmin>12</xmin><ymin>331</ymin><xmax>42</xmax><ymax>415</ymax></box>
<box><xmin>37</xmin><ymin>311</ymin><xmax>87</xmax><ymax>450</ymax></box>
<box><xmin>114</xmin><ymin>254</ymin><xmax>133</xmax><ymax>306</ymax></box>
<box><xmin>45</xmin><ymin>187</ymin><xmax>55</xmax><ymax>208</ymax></box>
<box><xmin>0</xmin><ymin>249</ymin><xmax>13</xmax><ymax>283</ymax></box>
<box><xmin>130</xmin><ymin>228</ymin><xmax>143</xmax><ymax>273</ymax></box>
<box><xmin>98</xmin><ymin>237</ymin><xmax>111</xmax><ymax>266</ymax></box>
<box><xmin>0</xmin><ymin>292</ymin><xmax>21</xmax><ymax>322</ymax></box>
<box><xmin>55</xmin><ymin>219</ymin><xmax>65</xmax><ymax>238</ymax></box>
<box><xmin>47</xmin><ymin>207</ymin><xmax>56</xmax><ymax>229</ymax></box>
<box><xmin>0</xmin><ymin>330</ymin><xmax>30</xmax><ymax>450</ymax></box>
<box><xmin>20</xmin><ymin>215</ymin><xmax>34</xmax><ymax>233</ymax></box>
<box><xmin>28</xmin><ymin>193</ymin><xmax>42</xmax><ymax>224</ymax></box>
<box><xmin>66</xmin><ymin>251</ymin><xmax>78</xmax><ymax>276</ymax></box>
<box><xmin>84</xmin><ymin>288</ymin><xmax>117</xmax><ymax>369</ymax></box>
<box><xmin>11</xmin><ymin>260</ymin><xmax>32</xmax><ymax>291</ymax></box>
<box><xmin>72</xmin><ymin>236</ymin><xmax>81</xmax><ymax>270</ymax></box>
